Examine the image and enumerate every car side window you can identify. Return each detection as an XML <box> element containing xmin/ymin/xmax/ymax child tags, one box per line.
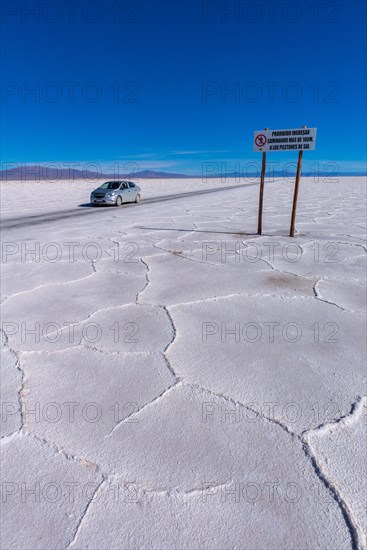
<box><xmin>128</xmin><ymin>182</ymin><xmax>135</xmax><ymax>188</ymax></box>
<box><xmin>121</xmin><ymin>182</ymin><xmax>128</xmax><ymax>190</ymax></box>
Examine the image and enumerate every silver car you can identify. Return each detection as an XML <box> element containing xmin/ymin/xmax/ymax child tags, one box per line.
<box><xmin>90</xmin><ymin>181</ymin><xmax>141</xmax><ymax>206</ymax></box>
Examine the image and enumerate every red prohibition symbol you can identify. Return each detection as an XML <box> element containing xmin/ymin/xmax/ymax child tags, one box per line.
<box><xmin>255</xmin><ymin>134</ymin><xmax>267</xmax><ymax>147</ymax></box>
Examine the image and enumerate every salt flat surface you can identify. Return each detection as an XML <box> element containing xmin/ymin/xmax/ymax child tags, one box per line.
<box><xmin>0</xmin><ymin>177</ymin><xmax>366</xmax><ymax>549</ymax></box>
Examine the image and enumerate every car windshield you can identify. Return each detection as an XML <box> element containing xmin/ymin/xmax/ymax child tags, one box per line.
<box><xmin>99</xmin><ymin>181</ymin><xmax>121</xmax><ymax>190</ymax></box>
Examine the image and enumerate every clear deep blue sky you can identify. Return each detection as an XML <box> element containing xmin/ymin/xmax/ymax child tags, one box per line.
<box><xmin>1</xmin><ymin>0</ymin><xmax>366</xmax><ymax>174</ymax></box>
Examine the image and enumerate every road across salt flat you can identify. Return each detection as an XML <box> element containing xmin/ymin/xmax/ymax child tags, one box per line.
<box><xmin>1</xmin><ymin>177</ymin><xmax>366</xmax><ymax>549</ymax></box>
<box><xmin>0</xmin><ymin>179</ymin><xmax>271</xmax><ymax>230</ymax></box>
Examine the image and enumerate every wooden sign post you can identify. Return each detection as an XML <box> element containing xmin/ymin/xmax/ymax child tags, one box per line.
<box><xmin>257</xmin><ymin>127</ymin><xmax>268</xmax><ymax>235</ymax></box>
<box><xmin>289</xmin><ymin>147</ymin><xmax>304</xmax><ymax>237</ymax></box>
<box><xmin>253</xmin><ymin>126</ymin><xmax>317</xmax><ymax>236</ymax></box>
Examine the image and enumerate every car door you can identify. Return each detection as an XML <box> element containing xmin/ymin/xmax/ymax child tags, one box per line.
<box><xmin>128</xmin><ymin>182</ymin><xmax>137</xmax><ymax>200</ymax></box>
<box><xmin>119</xmin><ymin>182</ymin><xmax>130</xmax><ymax>201</ymax></box>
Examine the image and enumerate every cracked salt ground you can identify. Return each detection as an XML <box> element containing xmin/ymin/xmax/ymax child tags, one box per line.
<box><xmin>140</xmin><ymin>254</ymin><xmax>315</xmax><ymax>306</ymax></box>
<box><xmin>168</xmin><ymin>295</ymin><xmax>366</xmax><ymax>434</ymax></box>
<box><xmin>315</xmin><ymin>279</ymin><xmax>367</xmax><ymax>313</ymax></box>
<box><xmin>1</xmin><ymin>271</ymin><xmax>146</xmax><ymax>351</ymax></box>
<box><xmin>267</xmin><ymin>241</ymin><xmax>366</xmax><ymax>279</ymax></box>
<box><xmin>1</xmin><ymin>260</ymin><xmax>93</xmax><ymax>299</ymax></box>
<box><xmin>1</xmin><ymin>177</ymin><xmax>366</xmax><ymax>549</ymax></box>
<box><xmin>3</xmin><ymin>301</ymin><xmax>173</xmax><ymax>353</ymax></box>
<box><xmin>0</xmin><ymin>346</ymin><xmax>22</xmax><ymax>437</ymax></box>
<box><xmin>69</xmin><ymin>464</ymin><xmax>351</xmax><ymax>549</ymax></box>
<box><xmin>1</xmin><ymin>433</ymin><xmax>103</xmax><ymax>549</ymax></box>
<box><xmin>19</xmin><ymin>349</ymin><xmax>176</xmax><ymax>452</ymax></box>
<box><xmin>306</xmin><ymin>397</ymin><xmax>367</xmax><ymax>548</ymax></box>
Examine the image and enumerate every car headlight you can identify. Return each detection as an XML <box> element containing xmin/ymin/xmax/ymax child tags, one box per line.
<box><xmin>106</xmin><ymin>192</ymin><xmax>116</xmax><ymax>197</ymax></box>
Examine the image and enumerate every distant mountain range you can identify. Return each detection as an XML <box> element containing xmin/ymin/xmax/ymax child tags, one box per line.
<box><xmin>0</xmin><ymin>166</ymin><xmax>366</xmax><ymax>181</ymax></box>
<box><xmin>0</xmin><ymin>166</ymin><xmax>189</xmax><ymax>181</ymax></box>
<box><xmin>222</xmin><ymin>170</ymin><xmax>367</xmax><ymax>178</ymax></box>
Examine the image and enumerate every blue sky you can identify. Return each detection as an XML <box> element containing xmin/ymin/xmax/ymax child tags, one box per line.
<box><xmin>1</xmin><ymin>0</ymin><xmax>366</xmax><ymax>174</ymax></box>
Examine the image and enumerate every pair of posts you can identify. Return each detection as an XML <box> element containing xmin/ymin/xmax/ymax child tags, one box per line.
<box><xmin>257</xmin><ymin>126</ymin><xmax>306</xmax><ymax>237</ymax></box>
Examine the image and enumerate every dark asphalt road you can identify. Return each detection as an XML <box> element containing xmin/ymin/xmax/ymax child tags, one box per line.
<box><xmin>0</xmin><ymin>180</ymin><xmax>279</xmax><ymax>231</ymax></box>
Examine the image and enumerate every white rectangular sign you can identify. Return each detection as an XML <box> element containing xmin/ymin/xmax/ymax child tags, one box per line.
<box><xmin>253</xmin><ymin>128</ymin><xmax>317</xmax><ymax>152</ymax></box>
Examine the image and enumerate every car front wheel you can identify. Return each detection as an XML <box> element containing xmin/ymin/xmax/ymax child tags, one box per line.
<box><xmin>115</xmin><ymin>196</ymin><xmax>122</xmax><ymax>207</ymax></box>
<box><xmin>135</xmin><ymin>194</ymin><xmax>141</xmax><ymax>203</ymax></box>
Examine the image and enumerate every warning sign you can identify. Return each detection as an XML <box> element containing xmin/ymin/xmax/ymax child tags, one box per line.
<box><xmin>253</xmin><ymin>128</ymin><xmax>317</xmax><ymax>152</ymax></box>
<box><xmin>255</xmin><ymin>134</ymin><xmax>267</xmax><ymax>148</ymax></box>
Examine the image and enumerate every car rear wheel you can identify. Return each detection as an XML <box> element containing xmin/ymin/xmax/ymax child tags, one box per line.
<box><xmin>135</xmin><ymin>194</ymin><xmax>141</xmax><ymax>203</ymax></box>
<box><xmin>115</xmin><ymin>196</ymin><xmax>122</xmax><ymax>207</ymax></box>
